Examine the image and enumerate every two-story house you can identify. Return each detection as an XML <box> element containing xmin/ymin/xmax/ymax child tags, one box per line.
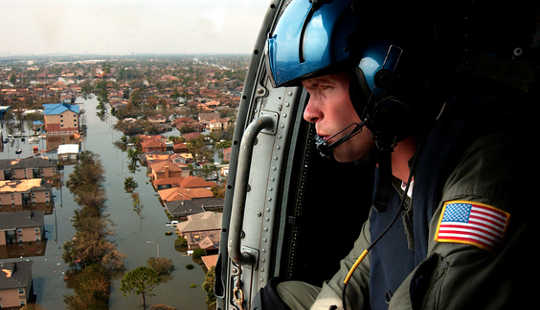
<box><xmin>0</xmin><ymin>261</ymin><xmax>33</xmax><ymax>309</ymax></box>
<box><xmin>149</xmin><ymin>158</ymin><xmax>190</xmax><ymax>190</ymax></box>
<box><xmin>43</xmin><ymin>103</ymin><xmax>80</xmax><ymax>136</ymax></box>
<box><xmin>0</xmin><ymin>157</ymin><xmax>58</xmax><ymax>181</ymax></box>
<box><xmin>0</xmin><ymin>211</ymin><xmax>44</xmax><ymax>246</ymax></box>
<box><xmin>0</xmin><ymin>179</ymin><xmax>52</xmax><ymax>211</ymax></box>
<box><xmin>138</xmin><ymin>135</ymin><xmax>167</xmax><ymax>153</ymax></box>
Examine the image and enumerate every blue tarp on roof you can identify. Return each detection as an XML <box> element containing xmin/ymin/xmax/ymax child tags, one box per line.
<box><xmin>43</xmin><ymin>103</ymin><xmax>80</xmax><ymax>115</ymax></box>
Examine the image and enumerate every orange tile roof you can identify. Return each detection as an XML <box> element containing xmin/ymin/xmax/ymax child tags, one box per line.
<box><xmin>158</xmin><ymin>187</ymin><xmax>214</xmax><ymax>202</ymax></box>
<box><xmin>180</xmin><ymin>176</ymin><xmax>216</xmax><ymax>189</ymax></box>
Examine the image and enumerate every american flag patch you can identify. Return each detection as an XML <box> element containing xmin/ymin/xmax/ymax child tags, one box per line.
<box><xmin>435</xmin><ymin>200</ymin><xmax>510</xmax><ymax>250</ymax></box>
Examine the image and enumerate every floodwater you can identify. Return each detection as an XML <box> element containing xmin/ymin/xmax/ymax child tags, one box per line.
<box><xmin>0</xmin><ymin>95</ymin><xmax>207</xmax><ymax>309</ymax></box>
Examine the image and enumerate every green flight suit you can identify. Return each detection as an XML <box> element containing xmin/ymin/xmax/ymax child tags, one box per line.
<box><xmin>277</xmin><ymin>132</ymin><xmax>525</xmax><ymax>309</ymax></box>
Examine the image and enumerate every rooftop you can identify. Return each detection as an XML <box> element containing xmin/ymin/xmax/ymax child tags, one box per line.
<box><xmin>0</xmin><ymin>261</ymin><xmax>32</xmax><ymax>290</ymax></box>
<box><xmin>0</xmin><ymin>211</ymin><xmax>44</xmax><ymax>230</ymax></box>
<box><xmin>0</xmin><ymin>157</ymin><xmax>57</xmax><ymax>170</ymax></box>
<box><xmin>43</xmin><ymin>103</ymin><xmax>80</xmax><ymax>115</ymax></box>
<box><xmin>176</xmin><ymin>211</ymin><xmax>222</xmax><ymax>233</ymax></box>
<box><xmin>0</xmin><ymin>179</ymin><xmax>43</xmax><ymax>192</ymax></box>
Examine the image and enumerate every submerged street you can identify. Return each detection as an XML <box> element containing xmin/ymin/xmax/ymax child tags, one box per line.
<box><xmin>0</xmin><ymin>95</ymin><xmax>206</xmax><ymax>309</ymax></box>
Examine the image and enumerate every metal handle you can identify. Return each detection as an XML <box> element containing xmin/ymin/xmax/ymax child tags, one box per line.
<box><xmin>228</xmin><ymin>116</ymin><xmax>275</xmax><ymax>265</ymax></box>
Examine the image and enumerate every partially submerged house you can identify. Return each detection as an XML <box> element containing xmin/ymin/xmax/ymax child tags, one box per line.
<box><xmin>0</xmin><ymin>179</ymin><xmax>52</xmax><ymax>210</ymax></box>
<box><xmin>0</xmin><ymin>261</ymin><xmax>33</xmax><ymax>309</ymax></box>
<box><xmin>0</xmin><ymin>157</ymin><xmax>58</xmax><ymax>181</ymax></box>
<box><xmin>0</xmin><ymin>211</ymin><xmax>44</xmax><ymax>245</ymax></box>
<box><xmin>43</xmin><ymin>103</ymin><xmax>80</xmax><ymax>136</ymax></box>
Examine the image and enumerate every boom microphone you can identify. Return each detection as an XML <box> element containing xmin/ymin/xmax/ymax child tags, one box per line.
<box><xmin>315</xmin><ymin>121</ymin><xmax>366</xmax><ymax>158</ymax></box>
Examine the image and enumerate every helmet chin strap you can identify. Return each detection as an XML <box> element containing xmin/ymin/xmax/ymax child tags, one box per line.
<box><xmin>315</xmin><ymin>121</ymin><xmax>366</xmax><ymax>159</ymax></box>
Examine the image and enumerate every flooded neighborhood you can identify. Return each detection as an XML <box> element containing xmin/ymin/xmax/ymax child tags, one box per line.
<box><xmin>0</xmin><ymin>55</ymin><xmax>242</xmax><ymax>309</ymax></box>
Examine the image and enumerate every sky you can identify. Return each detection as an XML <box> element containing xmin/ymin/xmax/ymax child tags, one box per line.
<box><xmin>0</xmin><ymin>0</ymin><xmax>270</xmax><ymax>56</ymax></box>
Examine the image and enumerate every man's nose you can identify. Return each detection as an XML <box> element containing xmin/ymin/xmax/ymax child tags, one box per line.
<box><xmin>303</xmin><ymin>97</ymin><xmax>322</xmax><ymax>123</ymax></box>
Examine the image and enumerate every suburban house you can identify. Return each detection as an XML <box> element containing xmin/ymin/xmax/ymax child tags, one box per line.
<box><xmin>138</xmin><ymin>135</ymin><xmax>167</xmax><ymax>153</ymax></box>
<box><xmin>165</xmin><ymin>197</ymin><xmax>224</xmax><ymax>219</ymax></box>
<box><xmin>149</xmin><ymin>158</ymin><xmax>190</xmax><ymax>189</ymax></box>
<box><xmin>198</xmin><ymin>112</ymin><xmax>221</xmax><ymax>131</ymax></box>
<box><xmin>0</xmin><ymin>211</ymin><xmax>44</xmax><ymax>245</ymax></box>
<box><xmin>156</xmin><ymin>175</ymin><xmax>217</xmax><ymax>198</ymax></box>
<box><xmin>43</xmin><ymin>103</ymin><xmax>80</xmax><ymax>136</ymax></box>
<box><xmin>0</xmin><ymin>157</ymin><xmax>58</xmax><ymax>181</ymax></box>
<box><xmin>207</xmin><ymin>118</ymin><xmax>232</xmax><ymax>131</ymax></box>
<box><xmin>0</xmin><ymin>179</ymin><xmax>52</xmax><ymax>209</ymax></box>
<box><xmin>0</xmin><ymin>261</ymin><xmax>33</xmax><ymax>309</ymax></box>
<box><xmin>142</xmin><ymin>153</ymin><xmax>171</xmax><ymax>167</ymax></box>
<box><xmin>158</xmin><ymin>187</ymin><xmax>214</xmax><ymax>204</ymax></box>
<box><xmin>173</xmin><ymin>142</ymin><xmax>189</xmax><ymax>153</ymax></box>
<box><xmin>173</xmin><ymin>117</ymin><xmax>202</xmax><ymax>132</ymax></box>
<box><xmin>176</xmin><ymin>211</ymin><xmax>222</xmax><ymax>251</ymax></box>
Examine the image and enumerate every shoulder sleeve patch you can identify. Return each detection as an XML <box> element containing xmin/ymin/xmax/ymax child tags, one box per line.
<box><xmin>434</xmin><ymin>200</ymin><xmax>510</xmax><ymax>250</ymax></box>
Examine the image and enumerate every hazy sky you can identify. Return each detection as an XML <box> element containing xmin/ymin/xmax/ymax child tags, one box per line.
<box><xmin>1</xmin><ymin>0</ymin><xmax>270</xmax><ymax>56</ymax></box>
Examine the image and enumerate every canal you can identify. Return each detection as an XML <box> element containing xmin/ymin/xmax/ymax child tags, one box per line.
<box><xmin>0</xmin><ymin>95</ymin><xmax>207</xmax><ymax>309</ymax></box>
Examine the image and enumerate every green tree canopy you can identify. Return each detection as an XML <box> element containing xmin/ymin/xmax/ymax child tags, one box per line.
<box><xmin>121</xmin><ymin>266</ymin><xmax>160</xmax><ymax>309</ymax></box>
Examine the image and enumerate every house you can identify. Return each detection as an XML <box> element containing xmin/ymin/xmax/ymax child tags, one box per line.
<box><xmin>0</xmin><ymin>157</ymin><xmax>58</xmax><ymax>181</ymax></box>
<box><xmin>158</xmin><ymin>187</ymin><xmax>213</xmax><ymax>203</ymax></box>
<box><xmin>165</xmin><ymin>197</ymin><xmax>223</xmax><ymax>218</ymax></box>
<box><xmin>173</xmin><ymin>142</ymin><xmax>189</xmax><ymax>153</ymax></box>
<box><xmin>149</xmin><ymin>160</ymin><xmax>190</xmax><ymax>189</ymax></box>
<box><xmin>43</xmin><ymin>103</ymin><xmax>80</xmax><ymax>136</ymax></box>
<box><xmin>198</xmin><ymin>112</ymin><xmax>221</xmax><ymax>130</ymax></box>
<box><xmin>138</xmin><ymin>135</ymin><xmax>167</xmax><ymax>153</ymax></box>
<box><xmin>178</xmin><ymin>176</ymin><xmax>216</xmax><ymax>189</ymax></box>
<box><xmin>57</xmin><ymin>144</ymin><xmax>79</xmax><ymax>160</ymax></box>
<box><xmin>152</xmin><ymin>177</ymin><xmax>184</xmax><ymax>191</ymax></box>
<box><xmin>141</xmin><ymin>153</ymin><xmax>170</xmax><ymax>167</ymax></box>
<box><xmin>173</xmin><ymin>117</ymin><xmax>202</xmax><ymax>132</ymax></box>
<box><xmin>0</xmin><ymin>179</ymin><xmax>52</xmax><ymax>209</ymax></box>
<box><xmin>147</xmin><ymin>114</ymin><xmax>167</xmax><ymax>124</ymax></box>
<box><xmin>176</xmin><ymin>211</ymin><xmax>222</xmax><ymax>251</ymax></box>
<box><xmin>171</xmin><ymin>153</ymin><xmax>193</xmax><ymax>164</ymax></box>
<box><xmin>0</xmin><ymin>211</ymin><xmax>44</xmax><ymax>245</ymax></box>
<box><xmin>0</xmin><ymin>261</ymin><xmax>33</xmax><ymax>309</ymax></box>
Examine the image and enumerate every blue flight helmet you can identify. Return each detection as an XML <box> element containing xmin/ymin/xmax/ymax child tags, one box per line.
<box><xmin>267</xmin><ymin>0</ymin><xmax>409</xmax><ymax>154</ymax></box>
<box><xmin>266</xmin><ymin>0</ymin><xmax>403</xmax><ymax>95</ymax></box>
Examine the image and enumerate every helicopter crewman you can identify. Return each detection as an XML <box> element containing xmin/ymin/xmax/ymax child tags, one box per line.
<box><xmin>256</xmin><ymin>0</ymin><xmax>535</xmax><ymax>309</ymax></box>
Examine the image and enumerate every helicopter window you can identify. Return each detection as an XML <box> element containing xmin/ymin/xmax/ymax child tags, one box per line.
<box><xmin>275</xmin><ymin>92</ymin><xmax>374</xmax><ymax>286</ymax></box>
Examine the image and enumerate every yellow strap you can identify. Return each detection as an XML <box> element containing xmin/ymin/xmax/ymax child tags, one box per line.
<box><xmin>343</xmin><ymin>249</ymin><xmax>368</xmax><ymax>285</ymax></box>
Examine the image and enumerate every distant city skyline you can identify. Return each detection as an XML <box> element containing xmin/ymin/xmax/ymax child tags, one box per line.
<box><xmin>1</xmin><ymin>0</ymin><xmax>270</xmax><ymax>56</ymax></box>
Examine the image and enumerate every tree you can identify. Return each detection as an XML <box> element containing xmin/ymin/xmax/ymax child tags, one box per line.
<box><xmin>121</xmin><ymin>266</ymin><xmax>160</xmax><ymax>309</ymax></box>
<box><xmin>147</xmin><ymin>257</ymin><xmax>174</xmax><ymax>282</ymax></box>
<box><xmin>64</xmin><ymin>264</ymin><xmax>110</xmax><ymax>310</ymax></box>
<box><xmin>202</xmin><ymin>266</ymin><xmax>216</xmax><ymax>308</ymax></box>
<box><xmin>124</xmin><ymin>176</ymin><xmax>138</xmax><ymax>193</ymax></box>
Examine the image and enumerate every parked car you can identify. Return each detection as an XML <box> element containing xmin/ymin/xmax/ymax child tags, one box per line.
<box><xmin>165</xmin><ymin>220</ymin><xmax>179</xmax><ymax>227</ymax></box>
